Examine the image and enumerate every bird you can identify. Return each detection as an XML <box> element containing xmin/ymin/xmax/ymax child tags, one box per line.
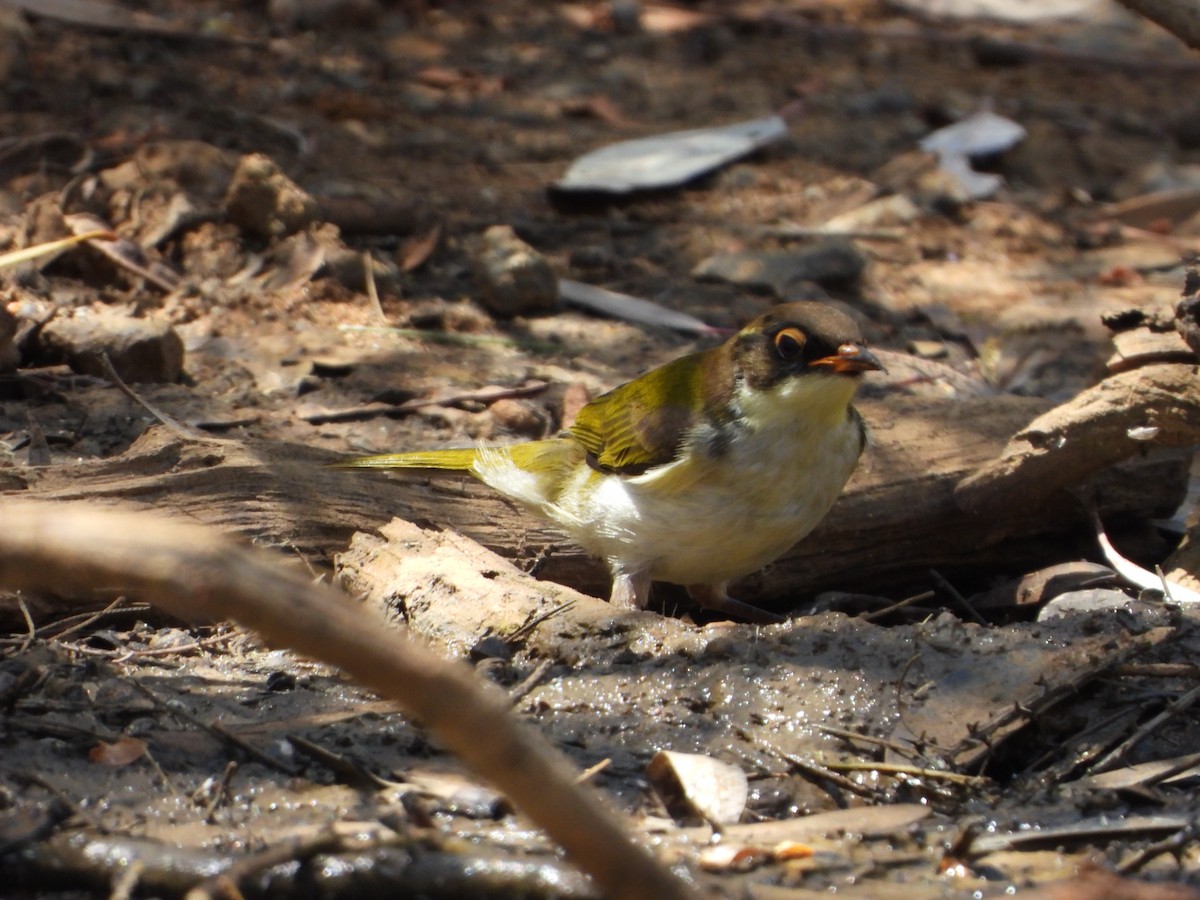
<box><xmin>336</xmin><ymin>302</ymin><xmax>883</xmax><ymax>623</ymax></box>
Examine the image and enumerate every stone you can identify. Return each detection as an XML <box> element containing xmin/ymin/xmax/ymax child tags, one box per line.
<box><xmin>470</xmin><ymin>225</ymin><xmax>559</xmax><ymax>317</ymax></box>
<box><xmin>223</xmin><ymin>153</ymin><xmax>319</xmax><ymax>241</ymax></box>
<box><xmin>0</xmin><ymin>303</ymin><xmax>17</xmax><ymax>373</ymax></box>
<box><xmin>37</xmin><ymin>309</ymin><xmax>184</xmax><ymax>383</ymax></box>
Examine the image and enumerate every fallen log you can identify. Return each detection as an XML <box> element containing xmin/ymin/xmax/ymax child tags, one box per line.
<box><xmin>1</xmin><ymin>365</ymin><xmax>1190</xmax><ymax>610</ymax></box>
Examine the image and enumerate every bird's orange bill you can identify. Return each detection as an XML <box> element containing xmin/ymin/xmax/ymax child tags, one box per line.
<box><xmin>810</xmin><ymin>343</ymin><xmax>885</xmax><ymax>375</ymax></box>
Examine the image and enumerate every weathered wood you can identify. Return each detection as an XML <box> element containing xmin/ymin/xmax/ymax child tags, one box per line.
<box><xmin>0</xmin><ymin>501</ymin><xmax>698</xmax><ymax>900</ymax></box>
<box><xmin>0</xmin><ymin>382</ymin><xmax>1189</xmax><ymax>606</ymax></box>
<box><xmin>955</xmin><ymin>364</ymin><xmax>1200</xmax><ymax>513</ymax></box>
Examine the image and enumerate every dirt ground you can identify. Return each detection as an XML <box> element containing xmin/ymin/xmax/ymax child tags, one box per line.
<box><xmin>3</xmin><ymin>1</ymin><xmax>1200</xmax><ymax>897</ymax></box>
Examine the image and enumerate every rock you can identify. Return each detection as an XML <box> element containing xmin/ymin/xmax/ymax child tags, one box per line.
<box><xmin>488</xmin><ymin>398</ymin><xmax>547</xmax><ymax>437</ymax></box>
<box><xmin>470</xmin><ymin>225</ymin><xmax>560</xmax><ymax>317</ymax></box>
<box><xmin>1177</xmin><ymin>267</ymin><xmax>1200</xmax><ymax>361</ymax></box>
<box><xmin>37</xmin><ymin>309</ymin><xmax>184</xmax><ymax>383</ymax></box>
<box><xmin>692</xmin><ymin>240</ymin><xmax>866</xmax><ymax>299</ymax></box>
<box><xmin>0</xmin><ymin>303</ymin><xmax>17</xmax><ymax>373</ymax></box>
<box><xmin>223</xmin><ymin>153</ymin><xmax>319</xmax><ymax>241</ymax></box>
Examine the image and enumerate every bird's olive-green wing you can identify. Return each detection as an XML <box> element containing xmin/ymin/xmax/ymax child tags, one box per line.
<box><xmin>568</xmin><ymin>350</ymin><xmax>717</xmax><ymax>475</ymax></box>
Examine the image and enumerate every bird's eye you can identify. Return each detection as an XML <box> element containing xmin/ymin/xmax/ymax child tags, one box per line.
<box><xmin>773</xmin><ymin>327</ymin><xmax>806</xmax><ymax>359</ymax></box>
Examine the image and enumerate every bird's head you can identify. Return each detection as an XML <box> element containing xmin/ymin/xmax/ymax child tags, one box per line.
<box><xmin>724</xmin><ymin>302</ymin><xmax>883</xmax><ymax>427</ymax></box>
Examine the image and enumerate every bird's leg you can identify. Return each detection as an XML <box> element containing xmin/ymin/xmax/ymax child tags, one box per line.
<box><xmin>686</xmin><ymin>582</ymin><xmax>784</xmax><ymax>625</ymax></box>
<box><xmin>609</xmin><ymin>570</ymin><xmax>652</xmax><ymax>609</ymax></box>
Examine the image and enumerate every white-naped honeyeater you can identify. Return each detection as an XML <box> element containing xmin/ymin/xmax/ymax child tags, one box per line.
<box><xmin>335</xmin><ymin>302</ymin><xmax>883</xmax><ymax>623</ymax></box>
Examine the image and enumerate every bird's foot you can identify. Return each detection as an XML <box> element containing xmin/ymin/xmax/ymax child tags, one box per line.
<box><xmin>686</xmin><ymin>583</ymin><xmax>784</xmax><ymax>625</ymax></box>
<box><xmin>609</xmin><ymin>571</ymin><xmax>653</xmax><ymax>609</ymax></box>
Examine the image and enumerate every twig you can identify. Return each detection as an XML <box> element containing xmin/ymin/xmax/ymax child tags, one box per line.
<box><xmin>303</xmin><ymin>380</ymin><xmax>550</xmax><ymax>425</ymax></box>
<box><xmin>363</xmin><ymin>252</ymin><xmax>387</xmax><ymax>323</ymax></box>
<box><xmin>0</xmin><ymin>229</ymin><xmax>115</xmax><ymax>270</ymax></box>
<box><xmin>37</xmin><ymin>596</ymin><xmax>140</xmax><ymax>641</ymax></box>
<box><xmin>822</xmin><ymin>760</ymin><xmax>986</xmax><ymax>786</ymax></box>
<box><xmin>0</xmin><ymin>501</ymin><xmax>697</xmax><ymax>900</ymax></box>
<box><xmin>780</xmin><ymin>752</ymin><xmax>880</xmax><ymax>800</ymax></box>
<box><xmin>14</xmin><ymin>593</ymin><xmax>35</xmax><ymax>655</ymax></box>
<box><xmin>507</xmin><ymin>599</ymin><xmax>577</xmax><ymax>643</ymax></box>
<box><xmin>1117</xmin><ymin>822</ymin><xmax>1196</xmax><ymax>874</ymax></box>
<box><xmin>125</xmin><ymin>679</ymin><xmax>301</xmax><ymax>777</ymax></box>
<box><xmin>1092</xmin><ymin>683</ymin><xmax>1200</xmax><ymax>773</ymax></box>
<box><xmin>194</xmin><ymin>762</ymin><xmax>238</xmax><ymax>824</ymax></box>
<box><xmin>574</xmin><ymin>759</ymin><xmax>611</xmax><ymax>785</ymax></box>
<box><xmin>12</xmin><ymin>771</ymin><xmax>109</xmax><ymax>834</ymax></box>
<box><xmin>1112</xmin><ymin>663</ymin><xmax>1200</xmax><ymax>678</ymax></box>
<box><xmin>817</xmin><ymin>724</ymin><xmax>920</xmax><ymax>758</ymax></box>
<box><xmin>508</xmin><ymin>658</ymin><xmax>554</xmax><ymax>706</ymax></box>
<box><xmin>287</xmin><ymin>734</ymin><xmax>394</xmax><ymax>791</ymax></box>
<box><xmin>1021</xmin><ymin>704</ymin><xmax>1141</xmax><ymax>782</ymax></box>
<box><xmin>60</xmin><ymin>630</ymin><xmax>235</xmax><ymax>662</ymax></box>
<box><xmin>859</xmin><ymin>589</ymin><xmax>935</xmax><ymax>623</ymax></box>
<box><xmin>184</xmin><ymin>828</ymin><xmax>346</xmax><ymax>900</ymax></box>
<box><xmin>928</xmin><ymin>570</ymin><xmax>988</xmax><ymax>626</ymax></box>
<box><xmin>108</xmin><ymin>859</ymin><xmax>144</xmax><ymax>900</ymax></box>
<box><xmin>98</xmin><ymin>354</ymin><xmax>216</xmax><ymax>443</ymax></box>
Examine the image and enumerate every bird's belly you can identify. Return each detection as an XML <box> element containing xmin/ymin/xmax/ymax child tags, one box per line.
<box><xmin>557</xmin><ymin>419</ymin><xmax>863</xmax><ymax>586</ymax></box>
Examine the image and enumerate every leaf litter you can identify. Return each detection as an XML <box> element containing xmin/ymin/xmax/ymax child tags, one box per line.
<box><xmin>2</xmin><ymin>0</ymin><xmax>1200</xmax><ymax>896</ymax></box>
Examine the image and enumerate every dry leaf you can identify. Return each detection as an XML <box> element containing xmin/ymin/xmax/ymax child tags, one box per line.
<box><xmin>645</xmin><ymin>750</ymin><xmax>748</xmax><ymax>825</ymax></box>
<box><xmin>399</xmin><ymin>222</ymin><xmax>441</xmax><ymax>272</ymax></box>
<box><xmin>772</xmin><ymin>840</ymin><xmax>815</xmax><ymax>861</ymax></box>
<box><xmin>696</xmin><ymin>842</ymin><xmax>770</xmax><ymax>873</ymax></box>
<box><xmin>89</xmin><ymin>736</ymin><xmax>148</xmax><ymax>767</ymax></box>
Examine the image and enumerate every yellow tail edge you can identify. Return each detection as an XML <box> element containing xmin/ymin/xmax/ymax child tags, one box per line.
<box><xmin>330</xmin><ymin>448</ymin><xmax>479</xmax><ymax>471</ymax></box>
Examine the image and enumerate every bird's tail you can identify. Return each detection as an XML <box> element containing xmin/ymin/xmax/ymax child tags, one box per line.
<box><xmin>331</xmin><ymin>448</ymin><xmax>479</xmax><ymax>471</ymax></box>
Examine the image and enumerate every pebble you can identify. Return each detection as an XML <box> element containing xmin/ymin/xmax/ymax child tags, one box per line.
<box><xmin>470</xmin><ymin>225</ymin><xmax>560</xmax><ymax>317</ymax></box>
<box><xmin>488</xmin><ymin>397</ymin><xmax>547</xmax><ymax>437</ymax></box>
<box><xmin>223</xmin><ymin>153</ymin><xmax>319</xmax><ymax>241</ymax></box>
<box><xmin>0</xmin><ymin>304</ymin><xmax>17</xmax><ymax>373</ymax></box>
<box><xmin>37</xmin><ymin>309</ymin><xmax>184</xmax><ymax>383</ymax></box>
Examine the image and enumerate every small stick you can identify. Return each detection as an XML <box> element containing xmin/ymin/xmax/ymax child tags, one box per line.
<box><xmin>363</xmin><ymin>252</ymin><xmax>387</xmax><ymax>323</ymax></box>
<box><xmin>817</xmin><ymin>724</ymin><xmax>920</xmax><ymax>758</ymax></box>
<box><xmin>108</xmin><ymin>860</ymin><xmax>144</xmax><ymax>900</ymax></box>
<box><xmin>38</xmin><ymin>596</ymin><xmax>138</xmax><ymax>642</ymax></box>
<box><xmin>508</xmin><ymin>659</ymin><xmax>554</xmax><ymax>706</ymax></box>
<box><xmin>1092</xmin><ymin>683</ymin><xmax>1200</xmax><ymax>773</ymax></box>
<box><xmin>781</xmin><ymin>752</ymin><xmax>880</xmax><ymax>800</ymax></box>
<box><xmin>1112</xmin><ymin>663</ymin><xmax>1200</xmax><ymax>678</ymax></box>
<box><xmin>98</xmin><ymin>354</ymin><xmax>216</xmax><ymax>443</ymax></box>
<box><xmin>125</xmin><ymin>679</ymin><xmax>300</xmax><ymax>777</ymax></box>
<box><xmin>859</xmin><ymin>589</ymin><xmax>935</xmax><ymax>623</ymax></box>
<box><xmin>929</xmin><ymin>570</ymin><xmax>988</xmax><ymax>626</ymax></box>
<box><xmin>1117</xmin><ymin>823</ymin><xmax>1196</xmax><ymax>874</ymax></box>
<box><xmin>14</xmin><ymin>594</ymin><xmax>36</xmax><ymax>655</ymax></box>
<box><xmin>822</xmin><ymin>760</ymin><xmax>987</xmax><ymax>786</ymax></box>
<box><xmin>184</xmin><ymin>828</ymin><xmax>346</xmax><ymax>900</ymax></box>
